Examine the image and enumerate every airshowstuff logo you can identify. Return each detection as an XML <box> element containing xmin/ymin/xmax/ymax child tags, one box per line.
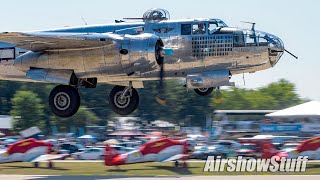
<box><xmin>203</xmin><ymin>156</ymin><xmax>308</xmax><ymax>172</ymax></box>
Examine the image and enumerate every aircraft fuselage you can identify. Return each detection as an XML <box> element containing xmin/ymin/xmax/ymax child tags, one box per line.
<box><xmin>0</xmin><ymin>18</ymin><xmax>284</xmax><ymax>86</ymax></box>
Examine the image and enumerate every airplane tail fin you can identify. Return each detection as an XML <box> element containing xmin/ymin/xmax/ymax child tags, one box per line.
<box><xmin>104</xmin><ymin>144</ymin><xmax>120</xmax><ymax>166</ymax></box>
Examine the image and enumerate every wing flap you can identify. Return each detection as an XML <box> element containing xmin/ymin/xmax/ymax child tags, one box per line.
<box><xmin>0</xmin><ymin>32</ymin><xmax>115</xmax><ymax>51</ymax></box>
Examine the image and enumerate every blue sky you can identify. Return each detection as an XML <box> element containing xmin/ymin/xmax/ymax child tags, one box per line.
<box><xmin>0</xmin><ymin>0</ymin><xmax>319</xmax><ymax>100</ymax></box>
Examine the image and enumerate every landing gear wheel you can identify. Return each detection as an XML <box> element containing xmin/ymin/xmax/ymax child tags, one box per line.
<box><xmin>194</xmin><ymin>87</ymin><xmax>214</xmax><ymax>96</ymax></box>
<box><xmin>174</xmin><ymin>161</ymin><xmax>179</xmax><ymax>168</ymax></box>
<box><xmin>182</xmin><ymin>162</ymin><xmax>188</xmax><ymax>168</ymax></box>
<box><xmin>49</xmin><ymin>85</ymin><xmax>80</xmax><ymax>118</ymax></box>
<box><xmin>48</xmin><ymin>161</ymin><xmax>54</xmax><ymax>169</ymax></box>
<box><xmin>110</xmin><ymin>86</ymin><xmax>139</xmax><ymax>115</ymax></box>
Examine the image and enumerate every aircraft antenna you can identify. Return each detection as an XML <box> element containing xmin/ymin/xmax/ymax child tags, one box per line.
<box><xmin>81</xmin><ymin>16</ymin><xmax>88</xmax><ymax>26</ymax></box>
<box><xmin>241</xmin><ymin>21</ymin><xmax>257</xmax><ymax>45</ymax></box>
<box><xmin>241</xmin><ymin>21</ymin><xmax>256</xmax><ymax>31</ymax></box>
<box><xmin>242</xmin><ymin>73</ymin><xmax>246</xmax><ymax>86</ymax></box>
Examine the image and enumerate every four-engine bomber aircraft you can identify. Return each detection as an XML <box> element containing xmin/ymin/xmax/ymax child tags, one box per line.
<box><xmin>0</xmin><ymin>8</ymin><xmax>295</xmax><ymax>117</ymax></box>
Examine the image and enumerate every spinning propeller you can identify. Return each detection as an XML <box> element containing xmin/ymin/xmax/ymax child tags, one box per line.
<box><xmin>154</xmin><ymin>40</ymin><xmax>173</xmax><ymax>105</ymax></box>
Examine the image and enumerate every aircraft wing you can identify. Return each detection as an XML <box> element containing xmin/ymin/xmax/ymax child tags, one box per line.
<box><xmin>0</xmin><ymin>32</ymin><xmax>115</xmax><ymax>52</ymax></box>
<box><xmin>29</xmin><ymin>154</ymin><xmax>69</xmax><ymax>162</ymax></box>
<box><xmin>160</xmin><ymin>154</ymin><xmax>189</xmax><ymax>162</ymax></box>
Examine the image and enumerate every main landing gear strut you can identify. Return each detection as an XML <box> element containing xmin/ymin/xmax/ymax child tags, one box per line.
<box><xmin>109</xmin><ymin>85</ymin><xmax>139</xmax><ymax>115</ymax></box>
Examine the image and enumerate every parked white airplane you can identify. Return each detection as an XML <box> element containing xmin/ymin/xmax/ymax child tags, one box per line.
<box><xmin>0</xmin><ymin>138</ymin><xmax>68</xmax><ymax>167</ymax></box>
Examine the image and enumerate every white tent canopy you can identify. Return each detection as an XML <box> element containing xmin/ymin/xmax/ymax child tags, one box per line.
<box><xmin>266</xmin><ymin>101</ymin><xmax>320</xmax><ymax>117</ymax></box>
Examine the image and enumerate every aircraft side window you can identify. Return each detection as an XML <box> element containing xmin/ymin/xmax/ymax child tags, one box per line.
<box><xmin>258</xmin><ymin>36</ymin><xmax>269</xmax><ymax>46</ymax></box>
<box><xmin>181</xmin><ymin>24</ymin><xmax>191</xmax><ymax>35</ymax></box>
<box><xmin>193</xmin><ymin>23</ymin><xmax>206</xmax><ymax>35</ymax></box>
<box><xmin>233</xmin><ymin>32</ymin><xmax>245</xmax><ymax>47</ymax></box>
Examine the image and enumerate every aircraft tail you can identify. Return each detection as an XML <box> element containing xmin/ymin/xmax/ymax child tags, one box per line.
<box><xmin>104</xmin><ymin>144</ymin><xmax>120</xmax><ymax>166</ymax></box>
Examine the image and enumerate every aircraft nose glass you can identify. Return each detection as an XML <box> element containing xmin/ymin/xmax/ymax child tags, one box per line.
<box><xmin>258</xmin><ymin>31</ymin><xmax>284</xmax><ymax>49</ymax></box>
<box><xmin>256</xmin><ymin>31</ymin><xmax>285</xmax><ymax>64</ymax></box>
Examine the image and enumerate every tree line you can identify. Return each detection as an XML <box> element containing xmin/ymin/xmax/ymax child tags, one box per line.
<box><xmin>0</xmin><ymin>79</ymin><xmax>304</xmax><ymax>133</ymax></box>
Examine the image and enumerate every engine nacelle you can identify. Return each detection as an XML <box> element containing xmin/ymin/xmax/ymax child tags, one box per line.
<box><xmin>118</xmin><ymin>34</ymin><xmax>164</xmax><ymax>75</ymax></box>
<box><xmin>186</xmin><ymin>70</ymin><xmax>235</xmax><ymax>89</ymax></box>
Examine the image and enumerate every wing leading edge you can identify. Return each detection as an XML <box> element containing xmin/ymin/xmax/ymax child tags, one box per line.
<box><xmin>0</xmin><ymin>32</ymin><xmax>115</xmax><ymax>52</ymax></box>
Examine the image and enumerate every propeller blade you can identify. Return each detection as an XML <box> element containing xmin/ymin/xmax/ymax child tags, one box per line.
<box><xmin>155</xmin><ymin>41</ymin><xmax>167</xmax><ymax>105</ymax></box>
<box><xmin>284</xmin><ymin>49</ymin><xmax>298</xmax><ymax>59</ymax></box>
<box><xmin>154</xmin><ymin>40</ymin><xmax>173</xmax><ymax>106</ymax></box>
<box><xmin>155</xmin><ymin>64</ymin><xmax>167</xmax><ymax>105</ymax></box>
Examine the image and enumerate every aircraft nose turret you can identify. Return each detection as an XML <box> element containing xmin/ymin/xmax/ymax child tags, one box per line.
<box><xmin>255</xmin><ymin>31</ymin><xmax>284</xmax><ymax>66</ymax></box>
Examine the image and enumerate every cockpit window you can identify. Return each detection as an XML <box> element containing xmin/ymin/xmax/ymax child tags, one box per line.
<box><xmin>258</xmin><ymin>36</ymin><xmax>269</xmax><ymax>46</ymax></box>
<box><xmin>210</xmin><ymin>20</ymin><xmax>227</xmax><ymax>28</ymax></box>
<box><xmin>233</xmin><ymin>31</ymin><xmax>245</xmax><ymax>47</ymax></box>
<box><xmin>208</xmin><ymin>22</ymin><xmax>218</xmax><ymax>34</ymax></box>
<box><xmin>193</xmin><ymin>23</ymin><xmax>206</xmax><ymax>35</ymax></box>
<box><xmin>217</xmin><ymin>20</ymin><xmax>227</xmax><ymax>27</ymax></box>
<box><xmin>208</xmin><ymin>20</ymin><xmax>227</xmax><ymax>34</ymax></box>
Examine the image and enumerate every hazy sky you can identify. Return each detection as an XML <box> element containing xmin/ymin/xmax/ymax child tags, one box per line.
<box><xmin>0</xmin><ymin>0</ymin><xmax>319</xmax><ymax>100</ymax></box>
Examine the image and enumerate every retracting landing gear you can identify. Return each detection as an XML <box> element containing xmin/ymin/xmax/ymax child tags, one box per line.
<box><xmin>109</xmin><ymin>85</ymin><xmax>139</xmax><ymax>115</ymax></box>
<box><xmin>49</xmin><ymin>85</ymin><xmax>80</xmax><ymax>118</ymax></box>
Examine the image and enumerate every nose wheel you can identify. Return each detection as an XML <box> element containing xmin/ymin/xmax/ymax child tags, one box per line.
<box><xmin>194</xmin><ymin>87</ymin><xmax>214</xmax><ymax>96</ymax></box>
<box><xmin>109</xmin><ymin>86</ymin><xmax>139</xmax><ymax>115</ymax></box>
<box><xmin>49</xmin><ymin>85</ymin><xmax>80</xmax><ymax>118</ymax></box>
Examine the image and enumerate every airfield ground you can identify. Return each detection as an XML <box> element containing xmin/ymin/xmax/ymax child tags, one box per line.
<box><xmin>1</xmin><ymin>161</ymin><xmax>320</xmax><ymax>176</ymax></box>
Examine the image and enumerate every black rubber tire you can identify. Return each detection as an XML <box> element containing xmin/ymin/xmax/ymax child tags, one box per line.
<box><xmin>109</xmin><ymin>86</ymin><xmax>139</xmax><ymax>115</ymax></box>
<box><xmin>182</xmin><ymin>162</ymin><xmax>188</xmax><ymax>168</ymax></box>
<box><xmin>174</xmin><ymin>161</ymin><xmax>179</xmax><ymax>168</ymax></box>
<box><xmin>194</xmin><ymin>87</ymin><xmax>214</xmax><ymax>96</ymax></box>
<box><xmin>48</xmin><ymin>161</ymin><xmax>54</xmax><ymax>169</ymax></box>
<box><xmin>34</xmin><ymin>162</ymin><xmax>39</xmax><ymax>168</ymax></box>
<box><xmin>49</xmin><ymin>85</ymin><xmax>80</xmax><ymax>118</ymax></box>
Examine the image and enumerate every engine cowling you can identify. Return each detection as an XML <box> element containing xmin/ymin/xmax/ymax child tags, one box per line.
<box><xmin>118</xmin><ymin>33</ymin><xmax>164</xmax><ymax>75</ymax></box>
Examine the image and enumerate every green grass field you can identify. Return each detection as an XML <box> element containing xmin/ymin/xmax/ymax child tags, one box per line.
<box><xmin>1</xmin><ymin>162</ymin><xmax>320</xmax><ymax>176</ymax></box>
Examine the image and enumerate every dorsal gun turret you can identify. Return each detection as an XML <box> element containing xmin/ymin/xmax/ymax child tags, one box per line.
<box><xmin>123</xmin><ymin>8</ymin><xmax>170</xmax><ymax>23</ymax></box>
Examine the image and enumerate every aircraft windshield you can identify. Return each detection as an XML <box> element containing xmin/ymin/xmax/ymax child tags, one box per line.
<box><xmin>210</xmin><ymin>20</ymin><xmax>227</xmax><ymax>27</ymax></box>
<box><xmin>208</xmin><ymin>20</ymin><xmax>227</xmax><ymax>34</ymax></box>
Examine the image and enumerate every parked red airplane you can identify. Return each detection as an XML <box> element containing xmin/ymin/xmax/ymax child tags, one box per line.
<box><xmin>0</xmin><ymin>138</ymin><xmax>68</xmax><ymax>168</ymax></box>
<box><xmin>104</xmin><ymin>138</ymin><xmax>191</xmax><ymax>167</ymax></box>
<box><xmin>276</xmin><ymin>136</ymin><xmax>320</xmax><ymax>160</ymax></box>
